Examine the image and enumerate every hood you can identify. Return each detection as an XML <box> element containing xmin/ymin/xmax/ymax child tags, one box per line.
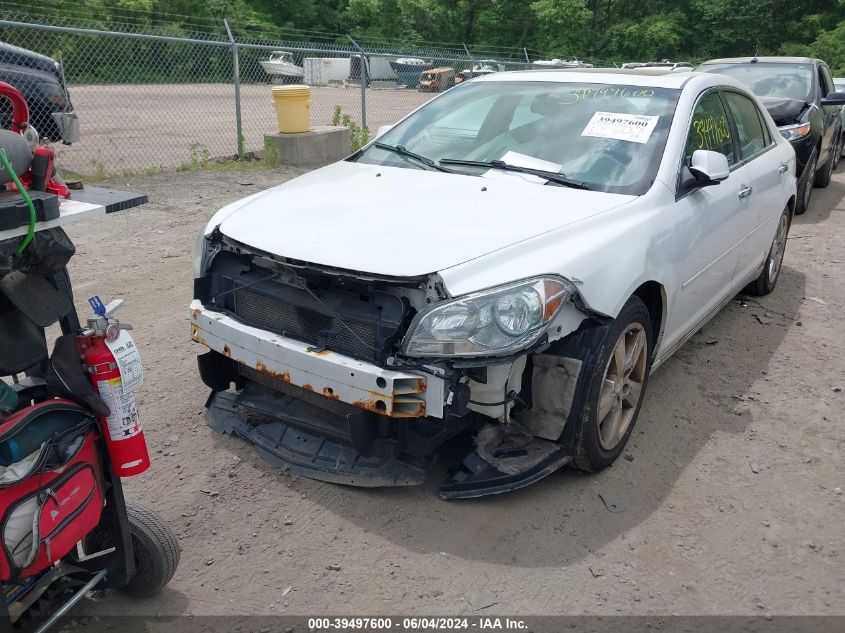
<box><xmin>759</xmin><ymin>96</ymin><xmax>809</xmax><ymax>126</ymax></box>
<box><xmin>212</xmin><ymin>161</ymin><xmax>634</xmax><ymax>277</ymax></box>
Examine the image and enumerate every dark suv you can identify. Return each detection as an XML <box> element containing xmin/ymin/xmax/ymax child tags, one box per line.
<box><xmin>0</xmin><ymin>41</ymin><xmax>79</xmax><ymax>144</ymax></box>
<box><xmin>696</xmin><ymin>57</ymin><xmax>845</xmax><ymax>215</ymax></box>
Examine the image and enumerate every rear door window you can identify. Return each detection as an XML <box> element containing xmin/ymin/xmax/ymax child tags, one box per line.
<box><xmin>819</xmin><ymin>65</ymin><xmax>834</xmax><ymax>98</ymax></box>
<box><xmin>723</xmin><ymin>92</ymin><xmax>768</xmax><ymax>160</ymax></box>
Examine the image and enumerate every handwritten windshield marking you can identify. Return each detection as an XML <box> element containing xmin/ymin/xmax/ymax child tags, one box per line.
<box><xmin>692</xmin><ymin>114</ymin><xmax>731</xmax><ymax>150</ymax></box>
<box><xmin>559</xmin><ymin>87</ymin><xmax>656</xmax><ymax>105</ymax></box>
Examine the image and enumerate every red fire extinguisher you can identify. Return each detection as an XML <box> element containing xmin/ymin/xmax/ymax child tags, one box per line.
<box><xmin>78</xmin><ymin>296</ymin><xmax>150</xmax><ymax>477</ymax></box>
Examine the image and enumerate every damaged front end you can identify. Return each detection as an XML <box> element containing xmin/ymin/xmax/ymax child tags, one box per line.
<box><xmin>191</xmin><ymin>231</ymin><xmax>593</xmax><ymax>498</ymax></box>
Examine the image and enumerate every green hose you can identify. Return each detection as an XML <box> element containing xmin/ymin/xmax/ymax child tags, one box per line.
<box><xmin>0</xmin><ymin>147</ymin><xmax>37</xmax><ymax>253</ymax></box>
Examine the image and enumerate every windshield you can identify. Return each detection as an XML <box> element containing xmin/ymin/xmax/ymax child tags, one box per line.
<box><xmin>354</xmin><ymin>81</ymin><xmax>680</xmax><ymax>195</ymax></box>
<box><xmin>697</xmin><ymin>62</ymin><xmax>813</xmax><ymax>102</ymax></box>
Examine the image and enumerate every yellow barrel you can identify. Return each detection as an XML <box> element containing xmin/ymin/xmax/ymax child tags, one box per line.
<box><xmin>271</xmin><ymin>85</ymin><xmax>310</xmax><ymax>133</ymax></box>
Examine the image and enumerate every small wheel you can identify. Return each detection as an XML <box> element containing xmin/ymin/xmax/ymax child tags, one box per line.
<box><xmin>120</xmin><ymin>501</ymin><xmax>180</xmax><ymax>598</ymax></box>
<box><xmin>556</xmin><ymin>296</ymin><xmax>653</xmax><ymax>472</ymax></box>
<box><xmin>795</xmin><ymin>150</ymin><xmax>817</xmax><ymax>215</ymax></box>
<box><xmin>746</xmin><ymin>206</ymin><xmax>789</xmax><ymax>296</ymax></box>
<box><xmin>815</xmin><ymin>144</ymin><xmax>835</xmax><ymax>188</ymax></box>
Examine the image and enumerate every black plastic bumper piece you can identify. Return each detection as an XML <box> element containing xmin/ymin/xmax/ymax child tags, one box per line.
<box><xmin>205</xmin><ymin>384</ymin><xmax>573</xmax><ymax>498</ymax></box>
<box><xmin>197</xmin><ymin>350</ymin><xmax>236</xmax><ymax>392</ymax></box>
<box><xmin>205</xmin><ymin>389</ymin><xmax>427</xmax><ymax>487</ymax></box>
<box><xmin>438</xmin><ymin>449</ymin><xmax>573</xmax><ymax>500</ymax></box>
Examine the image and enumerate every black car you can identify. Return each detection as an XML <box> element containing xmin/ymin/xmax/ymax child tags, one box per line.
<box><xmin>0</xmin><ymin>41</ymin><xmax>79</xmax><ymax>144</ymax></box>
<box><xmin>696</xmin><ymin>56</ymin><xmax>845</xmax><ymax>215</ymax></box>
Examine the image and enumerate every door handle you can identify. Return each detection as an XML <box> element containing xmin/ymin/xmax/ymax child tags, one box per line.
<box><xmin>738</xmin><ymin>185</ymin><xmax>753</xmax><ymax>199</ymax></box>
<box><xmin>778</xmin><ymin>163</ymin><xmax>789</xmax><ymax>174</ymax></box>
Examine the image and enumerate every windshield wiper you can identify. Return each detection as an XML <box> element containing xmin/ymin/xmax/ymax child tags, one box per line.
<box><xmin>374</xmin><ymin>142</ymin><xmax>458</xmax><ymax>173</ymax></box>
<box><xmin>439</xmin><ymin>158</ymin><xmax>590</xmax><ymax>189</ymax></box>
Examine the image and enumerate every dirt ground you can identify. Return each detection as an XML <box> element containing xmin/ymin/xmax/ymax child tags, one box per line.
<box><xmin>55</xmin><ymin>83</ymin><xmax>432</xmax><ymax>175</ymax></box>
<box><xmin>57</xmin><ymin>163</ymin><xmax>845</xmax><ymax>618</ymax></box>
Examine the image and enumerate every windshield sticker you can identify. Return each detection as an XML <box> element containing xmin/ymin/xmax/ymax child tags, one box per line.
<box><xmin>560</xmin><ymin>87</ymin><xmax>655</xmax><ymax>105</ymax></box>
<box><xmin>581</xmin><ymin>111</ymin><xmax>659</xmax><ymax>144</ymax></box>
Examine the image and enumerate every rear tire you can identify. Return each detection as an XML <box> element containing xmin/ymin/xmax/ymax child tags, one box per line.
<box><xmin>557</xmin><ymin>296</ymin><xmax>653</xmax><ymax>472</ymax></box>
<box><xmin>795</xmin><ymin>150</ymin><xmax>817</xmax><ymax>215</ymax></box>
<box><xmin>120</xmin><ymin>501</ymin><xmax>180</xmax><ymax>598</ymax></box>
<box><xmin>746</xmin><ymin>206</ymin><xmax>789</xmax><ymax>296</ymax></box>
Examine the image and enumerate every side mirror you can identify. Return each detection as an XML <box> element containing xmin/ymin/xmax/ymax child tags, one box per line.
<box><xmin>679</xmin><ymin>150</ymin><xmax>730</xmax><ymax>193</ymax></box>
<box><xmin>820</xmin><ymin>91</ymin><xmax>845</xmax><ymax>106</ymax></box>
<box><xmin>375</xmin><ymin>124</ymin><xmax>393</xmax><ymax>139</ymax></box>
<box><xmin>689</xmin><ymin>149</ymin><xmax>729</xmax><ymax>182</ymax></box>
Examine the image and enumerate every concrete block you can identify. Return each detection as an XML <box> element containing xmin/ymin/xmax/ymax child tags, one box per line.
<box><xmin>264</xmin><ymin>125</ymin><xmax>351</xmax><ymax>167</ymax></box>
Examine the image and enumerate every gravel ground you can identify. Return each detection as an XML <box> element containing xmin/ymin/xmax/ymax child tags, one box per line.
<box><xmin>54</xmin><ymin>83</ymin><xmax>432</xmax><ymax>175</ymax></box>
<box><xmin>56</xmin><ymin>164</ymin><xmax>845</xmax><ymax>618</ymax></box>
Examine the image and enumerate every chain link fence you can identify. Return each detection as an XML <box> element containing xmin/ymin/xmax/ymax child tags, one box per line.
<box><xmin>0</xmin><ymin>4</ymin><xmax>612</xmax><ymax>177</ymax></box>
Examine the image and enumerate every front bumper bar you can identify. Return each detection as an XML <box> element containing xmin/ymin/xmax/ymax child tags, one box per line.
<box><xmin>189</xmin><ymin>300</ymin><xmax>445</xmax><ymax>419</ymax></box>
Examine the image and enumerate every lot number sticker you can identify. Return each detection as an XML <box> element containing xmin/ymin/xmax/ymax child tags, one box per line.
<box><xmin>582</xmin><ymin>111</ymin><xmax>659</xmax><ymax>144</ymax></box>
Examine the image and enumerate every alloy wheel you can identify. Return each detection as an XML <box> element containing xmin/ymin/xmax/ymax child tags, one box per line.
<box><xmin>767</xmin><ymin>212</ymin><xmax>788</xmax><ymax>284</ymax></box>
<box><xmin>597</xmin><ymin>323</ymin><xmax>647</xmax><ymax>451</ymax></box>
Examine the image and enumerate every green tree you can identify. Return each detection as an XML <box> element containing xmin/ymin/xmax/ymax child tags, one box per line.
<box><xmin>530</xmin><ymin>0</ymin><xmax>593</xmax><ymax>58</ymax></box>
<box><xmin>28</xmin><ymin>0</ymin><xmax>845</xmax><ymax>70</ymax></box>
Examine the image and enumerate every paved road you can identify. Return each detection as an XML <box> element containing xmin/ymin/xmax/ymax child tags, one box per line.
<box><xmin>55</xmin><ymin>83</ymin><xmax>433</xmax><ymax>175</ymax></box>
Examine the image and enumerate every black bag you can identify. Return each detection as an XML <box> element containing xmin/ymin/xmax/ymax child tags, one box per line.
<box><xmin>0</xmin><ymin>228</ymin><xmax>75</xmax><ymax>279</ymax></box>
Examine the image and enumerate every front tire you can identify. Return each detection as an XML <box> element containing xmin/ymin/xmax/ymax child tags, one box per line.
<box><xmin>746</xmin><ymin>206</ymin><xmax>789</xmax><ymax>296</ymax></box>
<box><xmin>795</xmin><ymin>150</ymin><xmax>817</xmax><ymax>215</ymax></box>
<box><xmin>814</xmin><ymin>143</ymin><xmax>835</xmax><ymax>188</ymax></box>
<box><xmin>561</xmin><ymin>296</ymin><xmax>653</xmax><ymax>472</ymax></box>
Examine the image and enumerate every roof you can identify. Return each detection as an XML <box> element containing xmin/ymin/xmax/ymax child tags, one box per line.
<box><xmin>699</xmin><ymin>56</ymin><xmax>819</xmax><ymax>65</ymax></box>
<box><xmin>474</xmin><ymin>68</ymin><xmax>707</xmax><ymax>89</ymax></box>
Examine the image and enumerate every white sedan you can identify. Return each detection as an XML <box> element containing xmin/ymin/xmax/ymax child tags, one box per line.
<box><xmin>190</xmin><ymin>69</ymin><xmax>796</xmax><ymax>498</ymax></box>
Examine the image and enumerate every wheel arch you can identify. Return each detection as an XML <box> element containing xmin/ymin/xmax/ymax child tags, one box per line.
<box><xmin>631</xmin><ymin>280</ymin><xmax>666</xmax><ymax>359</ymax></box>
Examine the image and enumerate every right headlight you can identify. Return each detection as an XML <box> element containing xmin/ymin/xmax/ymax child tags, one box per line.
<box><xmin>400</xmin><ymin>276</ymin><xmax>575</xmax><ymax>358</ymax></box>
<box><xmin>778</xmin><ymin>122</ymin><xmax>812</xmax><ymax>142</ymax></box>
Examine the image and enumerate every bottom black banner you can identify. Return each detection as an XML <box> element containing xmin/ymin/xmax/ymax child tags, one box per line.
<box><xmin>47</xmin><ymin>616</ymin><xmax>845</xmax><ymax>633</ymax></box>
